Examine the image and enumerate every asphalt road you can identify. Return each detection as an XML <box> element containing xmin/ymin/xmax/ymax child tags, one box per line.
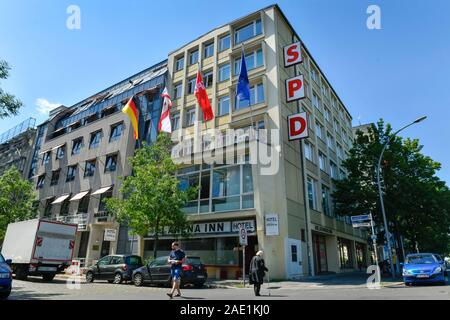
<box><xmin>5</xmin><ymin>276</ymin><xmax>450</xmax><ymax>300</ymax></box>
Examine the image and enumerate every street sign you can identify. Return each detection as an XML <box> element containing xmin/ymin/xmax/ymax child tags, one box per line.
<box><xmin>351</xmin><ymin>215</ymin><xmax>371</xmax><ymax>222</ymax></box>
<box><xmin>239</xmin><ymin>227</ymin><xmax>248</xmax><ymax>246</ymax></box>
<box><xmin>352</xmin><ymin>222</ymin><xmax>372</xmax><ymax>228</ymax></box>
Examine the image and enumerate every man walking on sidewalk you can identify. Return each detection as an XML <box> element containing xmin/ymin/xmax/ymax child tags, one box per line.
<box><xmin>249</xmin><ymin>250</ymin><xmax>269</xmax><ymax>296</ymax></box>
<box><xmin>167</xmin><ymin>241</ymin><xmax>186</xmax><ymax>299</ymax></box>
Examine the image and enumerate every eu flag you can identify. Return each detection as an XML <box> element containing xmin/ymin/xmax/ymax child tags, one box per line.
<box><xmin>236</xmin><ymin>49</ymin><xmax>250</xmax><ymax>102</ymax></box>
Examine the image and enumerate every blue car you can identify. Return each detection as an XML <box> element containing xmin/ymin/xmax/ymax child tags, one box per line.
<box><xmin>402</xmin><ymin>253</ymin><xmax>447</xmax><ymax>286</ymax></box>
<box><xmin>0</xmin><ymin>253</ymin><xmax>12</xmax><ymax>299</ymax></box>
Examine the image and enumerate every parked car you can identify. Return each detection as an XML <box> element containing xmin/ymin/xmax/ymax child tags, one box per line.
<box><xmin>85</xmin><ymin>255</ymin><xmax>143</xmax><ymax>284</ymax></box>
<box><xmin>0</xmin><ymin>253</ymin><xmax>12</xmax><ymax>299</ymax></box>
<box><xmin>132</xmin><ymin>256</ymin><xmax>207</xmax><ymax>288</ymax></box>
<box><xmin>402</xmin><ymin>253</ymin><xmax>446</xmax><ymax>286</ymax></box>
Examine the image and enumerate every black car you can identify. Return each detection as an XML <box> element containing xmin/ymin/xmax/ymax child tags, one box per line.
<box><xmin>85</xmin><ymin>255</ymin><xmax>143</xmax><ymax>284</ymax></box>
<box><xmin>132</xmin><ymin>256</ymin><xmax>207</xmax><ymax>288</ymax></box>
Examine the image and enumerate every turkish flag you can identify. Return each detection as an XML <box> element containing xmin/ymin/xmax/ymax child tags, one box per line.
<box><xmin>194</xmin><ymin>70</ymin><xmax>214</xmax><ymax>121</ymax></box>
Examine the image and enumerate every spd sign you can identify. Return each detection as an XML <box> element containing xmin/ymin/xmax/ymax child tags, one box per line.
<box><xmin>286</xmin><ymin>75</ymin><xmax>305</xmax><ymax>103</ymax></box>
<box><xmin>288</xmin><ymin>112</ymin><xmax>309</xmax><ymax>141</ymax></box>
<box><xmin>284</xmin><ymin>41</ymin><xmax>303</xmax><ymax>67</ymax></box>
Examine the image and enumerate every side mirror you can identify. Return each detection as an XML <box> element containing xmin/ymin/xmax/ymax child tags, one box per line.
<box><xmin>5</xmin><ymin>259</ymin><xmax>12</xmax><ymax>265</ymax></box>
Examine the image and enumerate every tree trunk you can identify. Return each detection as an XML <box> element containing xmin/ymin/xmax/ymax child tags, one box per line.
<box><xmin>153</xmin><ymin>219</ymin><xmax>159</xmax><ymax>259</ymax></box>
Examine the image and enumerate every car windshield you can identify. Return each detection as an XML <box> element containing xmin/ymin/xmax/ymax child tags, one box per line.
<box><xmin>0</xmin><ymin>254</ymin><xmax>5</xmax><ymax>263</ymax></box>
<box><xmin>126</xmin><ymin>256</ymin><xmax>142</xmax><ymax>265</ymax></box>
<box><xmin>186</xmin><ymin>257</ymin><xmax>202</xmax><ymax>265</ymax></box>
<box><xmin>406</xmin><ymin>255</ymin><xmax>437</xmax><ymax>264</ymax></box>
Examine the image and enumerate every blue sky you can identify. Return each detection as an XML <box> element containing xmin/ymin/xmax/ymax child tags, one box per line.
<box><xmin>1</xmin><ymin>0</ymin><xmax>449</xmax><ymax>183</ymax></box>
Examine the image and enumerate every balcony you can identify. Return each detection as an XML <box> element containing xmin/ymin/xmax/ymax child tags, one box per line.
<box><xmin>93</xmin><ymin>211</ymin><xmax>115</xmax><ymax>224</ymax></box>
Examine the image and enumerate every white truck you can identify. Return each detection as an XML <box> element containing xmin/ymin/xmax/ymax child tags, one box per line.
<box><xmin>1</xmin><ymin>219</ymin><xmax>77</xmax><ymax>281</ymax></box>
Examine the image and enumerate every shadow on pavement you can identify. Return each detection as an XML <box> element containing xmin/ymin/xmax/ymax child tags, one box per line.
<box><xmin>9</xmin><ymin>286</ymin><xmax>65</xmax><ymax>300</ymax></box>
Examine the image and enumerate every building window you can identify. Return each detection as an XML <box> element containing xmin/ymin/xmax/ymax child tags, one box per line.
<box><xmin>36</xmin><ymin>175</ymin><xmax>45</xmax><ymax>189</ymax></box>
<box><xmin>56</xmin><ymin>145</ymin><xmax>65</xmax><ymax>160</ymax></box>
<box><xmin>109</xmin><ymin>123</ymin><xmax>123</xmax><ymax>142</ymax></box>
<box><xmin>175</xmin><ymin>56</ymin><xmax>184</xmax><ymax>71</ymax></box>
<box><xmin>334</xmin><ymin>118</ymin><xmax>340</xmax><ymax>133</ymax></box>
<box><xmin>235</xmin><ymin>83</ymin><xmax>264</xmax><ymax>110</ymax></box>
<box><xmin>338</xmin><ymin>238</ymin><xmax>354</xmax><ymax>269</ymax></box>
<box><xmin>291</xmin><ymin>245</ymin><xmax>298</xmax><ymax>262</ymax></box>
<box><xmin>105</xmin><ymin>154</ymin><xmax>118</xmax><ymax>172</ymax></box>
<box><xmin>330</xmin><ymin>161</ymin><xmax>338</xmax><ymax>179</ymax></box>
<box><xmin>315</xmin><ymin>121</ymin><xmax>324</xmax><ymax>140</ymax></box>
<box><xmin>326</xmin><ymin>132</ymin><xmax>334</xmax><ymax>150</ymax></box>
<box><xmin>185</xmin><ymin>108</ymin><xmax>196</xmax><ymax>127</ymax></box>
<box><xmin>339</xmin><ymin>169</ymin><xmax>347</xmax><ymax>180</ymax></box>
<box><xmin>322</xmin><ymin>185</ymin><xmax>331</xmax><ymax>216</ymax></box>
<box><xmin>324</xmin><ymin>107</ymin><xmax>331</xmax><ymax>122</ymax></box>
<box><xmin>99</xmin><ymin>190</ymin><xmax>112</xmax><ymax>212</ymax></box>
<box><xmin>50</xmin><ymin>170</ymin><xmax>60</xmax><ymax>186</ymax></box>
<box><xmin>218</xmin><ymin>63</ymin><xmax>230</xmax><ymax>82</ymax></box>
<box><xmin>178</xmin><ymin>163</ymin><xmax>254</xmax><ymax>214</ymax></box>
<box><xmin>172</xmin><ymin>112</ymin><xmax>180</xmax><ymax>130</ymax></box>
<box><xmin>203</xmin><ymin>71</ymin><xmax>213</xmax><ymax>88</ymax></box>
<box><xmin>219</xmin><ymin>34</ymin><xmax>230</xmax><ymax>51</ymax></box>
<box><xmin>89</xmin><ymin>130</ymin><xmax>102</xmax><ymax>149</ymax></box>
<box><xmin>234</xmin><ymin>49</ymin><xmax>263</xmax><ymax>75</ymax></box>
<box><xmin>78</xmin><ymin>195</ymin><xmax>90</xmax><ymax>213</ymax></box>
<box><xmin>66</xmin><ymin>165</ymin><xmax>76</xmax><ymax>182</ymax></box>
<box><xmin>307</xmin><ymin>176</ymin><xmax>318</xmax><ymax>211</ymax></box>
<box><xmin>337</xmin><ymin>143</ymin><xmax>343</xmax><ymax>159</ymax></box>
<box><xmin>71</xmin><ymin>138</ymin><xmax>83</xmax><ymax>155</ymax></box>
<box><xmin>204</xmin><ymin>42</ymin><xmax>214</xmax><ymax>58</ymax></box>
<box><xmin>319</xmin><ymin>151</ymin><xmax>327</xmax><ymax>173</ymax></box>
<box><xmin>84</xmin><ymin>159</ymin><xmax>96</xmax><ymax>177</ymax></box>
<box><xmin>310</xmin><ymin>66</ymin><xmax>318</xmax><ymax>83</ymax></box>
<box><xmin>189</xmin><ymin>50</ymin><xmax>199</xmax><ymax>65</ymax></box>
<box><xmin>42</xmin><ymin>151</ymin><xmax>51</xmax><ymax>165</ymax></box>
<box><xmin>218</xmin><ymin>96</ymin><xmax>230</xmax><ymax>116</ymax></box>
<box><xmin>187</xmin><ymin>77</ymin><xmax>196</xmax><ymax>95</ymax></box>
<box><xmin>304</xmin><ymin>141</ymin><xmax>314</xmax><ymax>162</ymax></box>
<box><xmin>44</xmin><ymin>197</ymin><xmax>54</xmax><ymax>217</ymax></box>
<box><xmin>174</xmin><ymin>83</ymin><xmax>182</xmax><ymax>99</ymax></box>
<box><xmin>312</xmin><ymin>92</ymin><xmax>320</xmax><ymax>111</ymax></box>
<box><xmin>60</xmin><ymin>198</ymin><xmax>70</xmax><ymax>216</ymax></box>
<box><xmin>234</xmin><ymin>19</ymin><xmax>262</xmax><ymax>44</ymax></box>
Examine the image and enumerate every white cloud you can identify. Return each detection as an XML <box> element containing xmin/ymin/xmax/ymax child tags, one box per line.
<box><xmin>35</xmin><ymin>98</ymin><xmax>61</xmax><ymax>115</ymax></box>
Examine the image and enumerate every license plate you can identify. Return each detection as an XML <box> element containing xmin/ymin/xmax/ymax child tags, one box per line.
<box><xmin>416</xmin><ymin>274</ymin><xmax>429</xmax><ymax>278</ymax></box>
<box><xmin>38</xmin><ymin>267</ymin><xmax>57</xmax><ymax>272</ymax></box>
<box><xmin>197</xmin><ymin>275</ymin><xmax>205</xmax><ymax>278</ymax></box>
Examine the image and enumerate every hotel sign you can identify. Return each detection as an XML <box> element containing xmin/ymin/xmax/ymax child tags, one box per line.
<box><xmin>148</xmin><ymin>220</ymin><xmax>256</xmax><ymax>237</ymax></box>
<box><xmin>265</xmin><ymin>213</ymin><xmax>279</xmax><ymax>236</ymax></box>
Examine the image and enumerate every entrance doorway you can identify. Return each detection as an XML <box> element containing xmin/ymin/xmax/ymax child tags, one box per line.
<box><xmin>100</xmin><ymin>240</ymin><xmax>111</xmax><ymax>258</ymax></box>
<box><xmin>77</xmin><ymin>231</ymin><xmax>90</xmax><ymax>258</ymax></box>
<box><xmin>312</xmin><ymin>233</ymin><xmax>328</xmax><ymax>274</ymax></box>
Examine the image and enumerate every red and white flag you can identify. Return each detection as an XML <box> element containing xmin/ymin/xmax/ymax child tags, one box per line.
<box><xmin>158</xmin><ymin>87</ymin><xmax>173</xmax><ymax>133</ymax></box>
<box><xmin>194</xmin><ymin>69</ymin><xmax>214</xmax><ymax>121</ymax></box>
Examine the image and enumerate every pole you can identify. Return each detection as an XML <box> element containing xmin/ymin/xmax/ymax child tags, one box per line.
<box><xmin>376</xmin><ymin>116</ymin><xmax>426</xmax><ymax>280</ymax></box>
<box><xmin>267</xmin><ymin>269</ymin><xmax>271</xmax><ymax>296</ymax></box>
<box><xmin>242</xmin><ymin>245</ymin><xmax>246</xmax><ymax>287</ymax></box>
<box><xmin>370</xmin><ymin>214</ymin><xmax>379</xmax><ymax>268</ymax></box>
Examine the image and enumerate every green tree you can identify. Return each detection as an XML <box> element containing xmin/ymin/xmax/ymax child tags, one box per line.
<box><xmin>0</xmin><ymin>166</ymin><xmax>37</xmax><ymax>242</ymax></box>
<box><xmin>333</xmin><ymin>119</ymin><xmax>450</xmax><ymax>255</ymax></box>
<box><xmin>105</xmin><ymin>134</ymin><xmax>194</xmax><ymax>259</ymax></box>
<box><xmin>0</xmin><ymin>60</ymin><xmax>23</xmax><ymax>118</ymax></box>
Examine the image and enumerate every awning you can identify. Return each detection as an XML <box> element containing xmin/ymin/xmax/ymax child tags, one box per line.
<box><xmin>52</xmin><ymin>194</ymin><xmax>71</xmax><ymax>204</ymax></box>
<box><xmin>39</xmin><ymin>149</ymin><xmax>51</xmax><ymax>155</ymax></box>
<box><xmin>70</xmin><ymin>191</ymin><xmax>90</xmax><ymax>201</ymax></box>
<box><xmin>92</xmin><ymin>186</ymin><xmax>112</xmax><ymax>195</ymax></box>
<box><xmin>52</xmin><ymin>143</ymin><xmax>66</xmax><ymax>151</ymax></box>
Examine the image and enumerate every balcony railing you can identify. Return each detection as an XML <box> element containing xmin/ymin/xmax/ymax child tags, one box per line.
<box><xmin>93</xmin><ymin>211</ymin><xmax>115</xmax><ymax>224</ymax></box>
<box><xmin>52</xmin><ymin>213</ymin><xmax>89</xmax><ymax>231</ymax></box>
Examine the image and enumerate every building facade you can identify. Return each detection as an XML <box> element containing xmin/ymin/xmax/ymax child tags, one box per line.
<box><xmin>30</xmin><ymin>61</ymin><xmax>167</xmax><ymax>266</ymax></box>
<box><xmin>157</xmin><ymin>4</ymin><xmax>370</xmax><ymax>280</ymax></box>
<box><xmin>0</xmin><ymin>118</ymin><xmax>37</xmax><ymax>178</ymax></box>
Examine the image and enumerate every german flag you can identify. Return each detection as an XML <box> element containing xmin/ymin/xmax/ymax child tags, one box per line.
<box><xmin>122</xmin><ymin>96</ymin><xmax>139</xmax><ymax>140</ymax></box>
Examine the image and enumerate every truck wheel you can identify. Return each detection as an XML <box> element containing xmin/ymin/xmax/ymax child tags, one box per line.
<box><xmin>42</xmin><ymin>274</ymin><xmax>55</xmax><ymax>282</ymax></box>
<box><xmin>15</xmin><ymin>266</ymin><xmax>28</xmax><ymax>280</ymax></box>
<box><xmin>86</xmin><ymin>271</ymin><xmax>94</xmax><ymax>283</ymax></box>
<box><xmin>113</xmin><ymin>273</ymin><xmax>123</xmax><ymax>284</ymax></box>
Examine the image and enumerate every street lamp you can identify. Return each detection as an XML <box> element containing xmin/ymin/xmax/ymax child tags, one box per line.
<box><xmin>376</xmin><ymin>116</ymin><xmax>427</xmax><ymax>279</ymax></box>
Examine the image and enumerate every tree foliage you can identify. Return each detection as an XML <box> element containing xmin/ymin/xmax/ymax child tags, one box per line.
<box><xmin>105</xmin><ymin>134</ymin><xmax>195</xmax><ymax>258</ymax></box>
<box><xmin>0</xmin><ymin>166</ymin><xmax>37</xmax><ymax>242</ymax></box>
<box><xmin>333</xmin><ymin>119</ymin><xmax>450</xmax><ymax>255</ymax></box>
<box><xmin>0</xmin><ymin>60</ymin><xmax>23</xmax><ymax>119</ymax></box>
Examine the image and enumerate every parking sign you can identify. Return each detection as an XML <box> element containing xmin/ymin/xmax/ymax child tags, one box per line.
<box><xmin>239</xmin><ymin>227</ymin><xmax>248</xmax><ymax>246</ymax></box>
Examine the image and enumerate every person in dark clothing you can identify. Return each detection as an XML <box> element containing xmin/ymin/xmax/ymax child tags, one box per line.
<box><xmin>166</xmin><ymin>241</ymin><xmax>186</xmax><ymax>299</ymax></box>
<box><xmin>249</xmin><ymin>250</ymin><xmax>268</xmax><ymax>296</ymax></box>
